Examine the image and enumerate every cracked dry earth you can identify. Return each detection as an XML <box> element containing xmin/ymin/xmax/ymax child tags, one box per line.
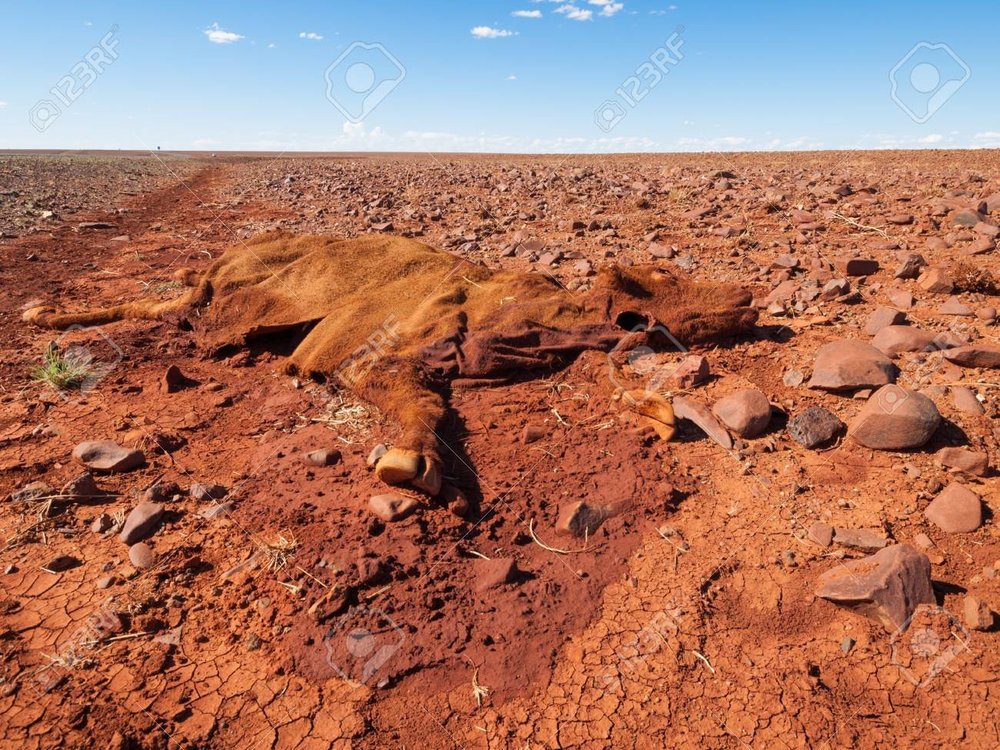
<box><xmin>2</xmin><ymin>150</ymin><xmax>1000</xmax><ymax>749</ymax></box>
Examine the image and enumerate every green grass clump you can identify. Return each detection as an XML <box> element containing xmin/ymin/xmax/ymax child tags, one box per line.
<box><xmin>31</xmin><ymin>344</ymin><xmax>94</xmax><ymax>391</ymax></box>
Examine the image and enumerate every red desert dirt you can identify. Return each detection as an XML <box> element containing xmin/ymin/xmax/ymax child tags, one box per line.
<box><xmin>1</xmin><ymin>150</ymin><xmax>1000</xmax><ymax>748</ymax></box>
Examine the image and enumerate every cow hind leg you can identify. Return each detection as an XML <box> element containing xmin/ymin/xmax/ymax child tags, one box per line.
<box><xmin>23</xmin><ymin>284</ymin><xmax>205</xmax><ymax>331</ymax></box>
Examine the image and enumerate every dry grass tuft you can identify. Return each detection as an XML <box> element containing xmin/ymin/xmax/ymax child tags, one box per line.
<box><xmin>952</xmin><ymin>261</ymin><xmax>997</xmax><ymax>294</ymax></box>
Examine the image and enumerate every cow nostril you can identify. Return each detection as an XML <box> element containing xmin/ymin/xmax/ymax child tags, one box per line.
<box><xmin>615</xmin><ymin>310</ymin><xmax>648</xmax><ymax>332</ymax></box>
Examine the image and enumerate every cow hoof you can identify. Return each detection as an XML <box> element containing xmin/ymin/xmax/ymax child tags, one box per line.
<box><xmin>22</xmin><ymin>306</ymin><xmax>56</xmax><ymax>325</ymax></box>
<box><xmin>375</xmin><ymin>448</ymin><xmax>443</xmax><ymax>496</ymax></box>
<box><xmin>622</xmin><ymin>390</ymin><xmax>676</xmax><ymax>442</ymax></box>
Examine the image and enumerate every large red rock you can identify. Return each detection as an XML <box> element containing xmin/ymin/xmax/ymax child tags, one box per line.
<box><xmin>943</xmin><ymin>344</ymin><xmax>1000</xmax><ymax>369</ymax></box>
<box><xmin>924</xmin><ymin>482</ymin><xmax>983</xmax><ymax>533</ymax></box>
<box><xmin>871</xmin><ymin>326</ymin><xmax>960</xmax><ymax>358</ymax></box>
<box><xmin>917</xmin><ymin>267</ymin><xmax>953</xmax><ymax>294</ymax></box>
<box><xmin>72</xmin><ymin>440</ymin><xmax>144</xmax><ymax>473</ymax></box>
<box><xmin>808</xmin><ymin>340</ymin><xmax>897</xmax><ymax>391</ymax></box>
<box><xmin>369</xmin><ymin>494</ymin><xmax>417</xmax><ymax>522</ymax></box>
<box><xmin>934</xmin><ymin>447</ymin><xmax>988</xmax><ymax>476</ymax></box>
<box><xmin>864</xmin><ymin>306</ymin><xmax>907</xmax><ymax>336</ymax></box>
<box><xmin>849</xmin><ymin>385</ymin><xmax>941</xmax><ymax>450</ymax></box>
<box><xmin>712</xmin><ymin>389</ymin><xmax>772</xmax><ymax>438</ymax></box>
<box><xmin>815</xmin><ymin>544</ymin><xmax>935</xmax><ymax>631</ymax></box>
<box><xmin>120</xmin><ymin>501</ymin><xmax>164</xmax><ymax>545</ymax></box>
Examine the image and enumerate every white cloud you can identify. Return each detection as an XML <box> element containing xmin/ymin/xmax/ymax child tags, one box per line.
<box><xmin>0</xmin><ymin>101</ymin><xmax>7</xmax><ymax>108</ymax></box>
<box><xmin>512</xmin><ymin>9</ymin><xmax>543</xmax><ymax>17</ymax></box>
<box><xmin>506</xmin><ymin>74</ymin><xmax>518</xmax><ymax>80</ymax></box>
<box><xmin>918</xmin><ymin>133</ymin><xmax>943</xmax><ymax>144</ymax></box>
<box><xmin>555</xmin><ymin>4</ymin><xmax>593</xmax><ymax>20</ymax></box>
<box><xmin>973</xmin><ymin>131</ymin><xmax>1000</xmax><ymax>147</ymax></box>
<box><xmin>267</xmin><ymin>43</ymin><xmax>276</xmax><ymax>48</ymax></box>
<box><xmin>299</xmin><ymin>32</ymin><xmax>323</xmax><ymax>40</ymax></box>
<box><xmin>204</xmin><ymin>22</ymin><xmax>244</xmax><ymax>44</ymax></box>
<box><xmin>589</xmin><ymin>0</ymin><xmax>625</xmax><ymax>16</ymax></box>
<box><xmin>471</xmin><ymin>26</ymin><xmax>517</xmax><ymax>38</ymax></box>
<box><xmin>677</xmin><ymin>136</ymin><xmax>751</xmax><ymax>150</ymax></box>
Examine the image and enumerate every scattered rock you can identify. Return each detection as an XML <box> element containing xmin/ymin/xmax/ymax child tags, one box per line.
<box><xmin>120</xmin><ymin>501</ymin><xmax>164</xmax><ymax>545</ymax></box>
<box><xmin>924</xmin><ymin>482</ymin><xmax>983</xmax><ymax>533</ymax></box>
<box><xmin>917</xmin><ymin>267</ymin><xmax>954</xmax><ymax>294</ymax></box>
<box><xmin>782</xmin><ymin>368</ymin><xmax>805</xmax><ymax>387</ymax></box>
<box><xmin>521</xmin><ymin>424</ymin><xmax>546</xmax><ymax>444</ymax></box>
<box><xmin>556</xmin><ymin>501</ymin><xmax>608</xmax><ymax>537</ymax></box>
<box><xmin>788</xmin><ymin>407</ymin><xmax>843</xmax><ymax>448</ymax></box>
<box><xmin>61</xmin><ymin>472</ymin><xmax>102</xmax><ymax>501</ymax></box>
<box><xmin>91</xmin><ymin>513</ymin><xmax>113</xmax><ymax>533</ymax></box>
<box><xmin>128</xmin><ymin>542</ymin><xmax>156</xmax><ymax>570</ymax></box>
<box><xmin>934</xmin><ymin>447</ymin><xmax>988</xmax><ymax>476</ymax></box>
<box><xmin>808</xmin><ymin>340</ymin><xmax>896</xmax><ymax>391</ymax></box>
<box><xmin>303</xmin><ymin>449</ymin><xmax>342</xmax><ymax>467</ymax></box>
<box><xmin>894</xmin><ymin>254</ymin><xmax>926</xmax><ymax>279</ymax></box>
<box><xmin>808</xmin><ymin>521</ymin><xmax>834</xmax><ymax>547</ymax></box>
<box><xmin>815</xmin><ymin>544</ymin><xmax>935</xmax><ymax>631</ymax></box>
<box><xmin>41</xmin><ymin>554</ymin><xmax>81</xmax><ymax>573</ymax></box>
<box><xmin>849</xmin><ymin>385</ymin><xmax>941</xmax><ymax>450</ymax></box>
<box><xmin>189</xmin><ymin>483</ymin><xmax>228</xmax><ymax>502</ymax></box>
<box><xmin>711</xmin><ymin>389</ymin><xmax>771</xmax><ymax>438</ymax></box>
<box><xmin>441</xmin><ymin>484</ymin><xmax>470</xmax><ymax>518</ymax></box>
<box><xmin>9</xmin><ymin>481</ymin><xmax>55</xmax><ymax>503</ymax></box>
<box><xmin>144</xmin><ymin>481</ymin><xmax>181</xmax><ymax>502</ymax></box>
<box><xmin>951</xmin><ymin>386</ymin><xmax>984</xmax><ymax>415</ymax></box>
<box><xmin>673</xmin><ymin>396</ymin><xmax>733</xmax><ymax>449</ymax></box>
<box><xmin>474</xmin><ymin>558</ymin><xmax>520</xmax><ymax>591</ymax></box>
<box><xmin>836</xmin><ymin>257</ymin><xmax>879</xmax><ymax>276</ymax></box>
<box><xmin>938</xmin><ymin>297</ymin><xmax>974</xmax><ymax>316</ymax></box>
<box><xmin>871</xmin><ymin>326</ymin><xmax>957</xmax><ymax>358</ymax></box>
<box><xmin>963</xmin><ymin>596</ymin><xmax>995</xmax><ymax>631</ymax></box>
<box><xmin>72</xmin><ymin>440</ymin><xmax>144</xmax><ymax>473</ymax></box>
<box><xmin>864</xmin><ymin>306</ymin><xmax>907</xmax><ymax>336</ymax></box>
<box><xmin>369</xmin><ymin>493</ymin><xmax>417</xmax><ymax>522</ymax></box>
<box><xmin>161</xmin><ymin>365</ymin><xmax>195</xmax><ymax>393</ymax></box>
<box><xmin>833</xmin><ymin>527</ymin><xmax>888</xmax><ymax>551</ymax></box>
<box><xmin>671</xmin><ymin>355</ymin><xmax>710</xmax><ymax>388</ymax></box>
<box><xmin>943</xmin><ymin>344</ymin><xmax>1000</xmax><ymax>369</ymax></box>
<box><xmin>198</xmin><ymin>501</ymin><xmax>235</xmax><ymax>520</ymax></box>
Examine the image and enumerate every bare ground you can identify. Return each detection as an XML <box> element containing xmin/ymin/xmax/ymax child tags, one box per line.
<box><xmin>1</xmin><ymin>150</ymin><xmax>999</xmax><ymax>748</ymax></box>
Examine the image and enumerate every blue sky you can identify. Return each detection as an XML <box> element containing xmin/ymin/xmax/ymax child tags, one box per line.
<box><xmin>2</xmin><ymin>1</ymin><xmax>998</xmax><ymax>152</ymax></box>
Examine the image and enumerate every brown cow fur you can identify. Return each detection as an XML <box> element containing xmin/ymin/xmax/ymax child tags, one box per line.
<box><xmin>24</xmin><ymin>232</ymin><xmax>757</xmax><ymax>496</ymax></box>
